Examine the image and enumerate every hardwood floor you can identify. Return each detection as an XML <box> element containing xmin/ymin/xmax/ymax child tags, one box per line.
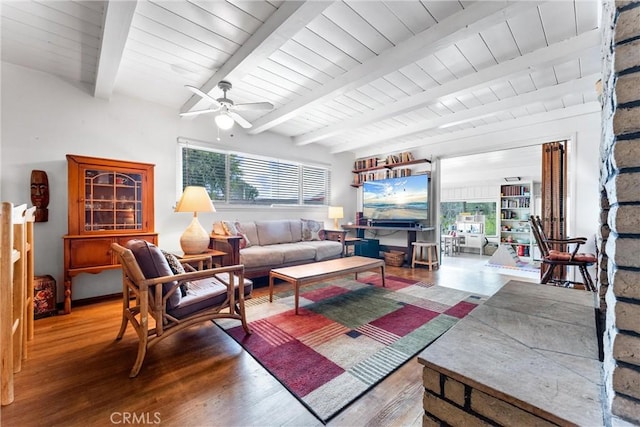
<box><xmin>3</xmin><ymin>254</ymin><xmax>536</xmax><ymax>427</ymax></box>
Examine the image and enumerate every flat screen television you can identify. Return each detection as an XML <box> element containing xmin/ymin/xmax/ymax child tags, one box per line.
<box><xmin>362</xmin><ymin>174</ymin><xmax>429</xmax><ymax>222</ymax></box>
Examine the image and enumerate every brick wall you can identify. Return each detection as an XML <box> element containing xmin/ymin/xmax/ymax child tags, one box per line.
<box><xmin>600</xmin><ymin>0</ymin><xmax>640</xmax><ymax>424</ymax></box>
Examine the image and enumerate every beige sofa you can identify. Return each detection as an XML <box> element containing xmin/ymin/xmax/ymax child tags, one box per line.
<box><xmin>210</xmin><ymin>219</ymin><xmax>345</xmax><ymax>278</ymax></box>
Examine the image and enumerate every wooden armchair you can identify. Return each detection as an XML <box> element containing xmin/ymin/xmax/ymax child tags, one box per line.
<box><xmin>111</xmin><ymin>240</ymin><xmax>252</xmax><ymax>377</ymax></box>
<box><xmin>529</xmin><ymin>215</ymin><xmax>596</xmax><ymax>292</ymax></box>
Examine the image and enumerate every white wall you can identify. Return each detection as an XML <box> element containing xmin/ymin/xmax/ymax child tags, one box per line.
<box><xmin>1</xmin><ymin>62</ymin><xmax>354</xmax><ymax>302</ymax></box>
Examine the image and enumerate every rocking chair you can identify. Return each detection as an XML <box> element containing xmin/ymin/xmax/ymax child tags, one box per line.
<box><xmin>111</xmin><ymin>240</ymin><xmax>252</xmax><ymax>377</ymax></box>
<box><xmin>529</xmin><ymin>215</ymin><xmax>597</xmax><ymax>292</ymax></box>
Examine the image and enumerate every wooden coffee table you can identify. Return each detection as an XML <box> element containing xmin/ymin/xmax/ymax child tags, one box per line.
<box><xmin>269</xmin><ymin>256</ymin><xmax>386</xmax><ymax>314</ymax></box>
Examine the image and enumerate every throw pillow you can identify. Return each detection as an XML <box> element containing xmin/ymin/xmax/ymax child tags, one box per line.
<box><xmin>301</xmin><ymin>219</ymin><xmax>324</xmax><ymax>241</ymax></box>
<box><xmin>161</xmin><ymin>250</ymin><xmax>189</xmax><ymax>297</ymax></box>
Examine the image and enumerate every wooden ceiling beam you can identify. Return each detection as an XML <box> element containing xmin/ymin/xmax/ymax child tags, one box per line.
<box><xmin>248</xmin><ymin>0</ymin><xmax>545</xmax><ymax>135</ymax></box>
<box><xmin>179</xmin><ymin>1</ymin><xmax>331</xmax><ymax>114</ymax></box>
<box><xmin>94</xmin><ymin>1</ymin><xmax>137</xmax><ymax>100</ymax></box>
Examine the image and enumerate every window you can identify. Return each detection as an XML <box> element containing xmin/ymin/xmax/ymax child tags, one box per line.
<box><xmin>179</xmin><ymin>143</ymin><xmax>331</xmax><ymax>206</ymax></box>
<box><xmin>440</xmin><ymin>201</ymin><xmax>497</xmax><ymax>236</ymax></box>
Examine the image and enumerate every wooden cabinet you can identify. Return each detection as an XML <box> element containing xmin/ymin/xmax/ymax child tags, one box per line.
<box><xmin>63</xmin><ymin>155</ymin><xmax>157</xmax><ymax>313</ymax></box>
<box><xmin>499</xmin><ymin>183</ymin><xmax>533</xmax><ymax>258</ymax></box>
<box><xmin>351</xmin><ymin>152</ymin><xmax>430</xmax><ymax>187</ymax></box>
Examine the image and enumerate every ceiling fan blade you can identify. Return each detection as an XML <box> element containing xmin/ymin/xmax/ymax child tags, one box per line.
<box><xmin>228</xmin><ymin>111</ymin><xmax>252</xmax><ymax>129</ymax></box>
<box><xmin>184</xmin><ymin>85</ymin><xmax>222</xmax><ymax>108</ymax></box>
<box><xmin>234</xmin><ymin>102</ymin><xmax>274</xmax><ymax>111</ymax></box>
<box><xmin>179</xmin><ymin>108</ymin><xmax>219</xmax><ymax>117</ymax></box>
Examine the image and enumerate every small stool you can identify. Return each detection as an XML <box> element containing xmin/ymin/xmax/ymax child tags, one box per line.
<box><xmin>411</xmin><ymin>242</ymin><xmax>439</xmax><ymax>270</ymax></box>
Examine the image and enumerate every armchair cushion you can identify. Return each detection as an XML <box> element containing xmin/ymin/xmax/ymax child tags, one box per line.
<box><xmin>168</xmin><ymin>272</ymin><xmax>253</xmax><ymax>319</ymax></box>
<box><xmin>548</xmin><ymin>249</ymin><xmax>596</xmax><ymax>263</ymax></box>
<box><xmin>574</xmin><ymin>253</ymin><xmax>597</xmax><ymax>263</ymax></box>
<box><xmin>126</xmin><ymin>240</ymin><xmax>181</xmax><ymax>310</ymax></box>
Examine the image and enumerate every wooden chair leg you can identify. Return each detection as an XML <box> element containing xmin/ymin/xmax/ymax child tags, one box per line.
<box><xmin>117</xmin><ymin>274</ymin><xmax>131</xmax><ymax>340</ymax></box>
<box><xmin>541</xmin><ymin>263</ymin><xmax>555</xmax><ymax>284</ymax></box>
<box><xmin>129</xmin><ymin>337</ymin><xmax>148</xmax><ymax>378</ymax></box>
<box><xmin>579</xmin><ymin>265</ymin><xmax>595</xmax><ymax>292</ymax></box>
<box><xmin>411</xmin><ymin>246</ymin><xmax>418</xmax><ymax>268</ymax></box>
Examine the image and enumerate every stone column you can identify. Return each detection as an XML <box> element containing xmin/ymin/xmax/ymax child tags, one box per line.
<box><xmin>599</xmin><ymin>1</ymin><xmax>640</xmax><ymax>424</ymax></box>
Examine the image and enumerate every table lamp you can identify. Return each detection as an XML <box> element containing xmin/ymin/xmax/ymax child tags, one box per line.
<box><xmin>328</xmin><ymin>206</ymin><xmax>344</xmax><ymax>229</ymax></box>
<box><xmin>175</xmin><ymin>186</ymin><xmax>216</xmax><ymax>254</ymax></box>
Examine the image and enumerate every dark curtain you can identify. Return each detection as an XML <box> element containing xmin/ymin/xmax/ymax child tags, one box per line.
<box><xmin>541</xmin><ymin>141</ymin><xmax>567</xmax><ymax>280</ymax></box>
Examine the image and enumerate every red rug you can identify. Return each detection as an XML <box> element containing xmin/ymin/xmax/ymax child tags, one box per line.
<box><xmin>215</xmin><ymin>272</ymin><xmax>486</xmax><ymax>423</ymax></box>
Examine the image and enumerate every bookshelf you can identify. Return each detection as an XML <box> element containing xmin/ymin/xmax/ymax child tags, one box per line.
<box><xmin>499</xmin><ymin>182</ymin><xmax>533</xmax><ymax>258</ymax></box>
<box><xmin>352</xmin><ymin>152</ymin><xmax>430</xmax><ymax>187</ymax></box>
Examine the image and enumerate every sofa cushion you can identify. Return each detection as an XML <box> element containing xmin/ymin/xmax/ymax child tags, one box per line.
<box><xmin>276</xmin><ymin>242</ymin><xmax>317</xmax><ymax>263</ymax></box>
<box><xmin>289</xmin><ymin>219</ymin><xmax>303</xmax><ymax>242</ymax></box>
<box><xmin>240</xmin><ymin>245</ymin><xmax>286</xmax><ymax>268</ymax></box>
<box><xmin>299</xmin><ymin>240</ymin><xmax>343</xmax><ymax>261</ymax></box>
<box><xmin>126</xmin><ymin>240</ymin><xmax>181</xmax><ymax>310</ymax></box>
<box><xmin>256</xmin><ymin>220</ymin><xmax>293</xmax><ymax>245</ymax></box>
<box><xmin>301</xmin><ymin>219</ymin><xmax>325</xmax><ymax>241</ymax></box>
<box><xmin>167</xmin><ymin>273</ymin><xmax>253</xmax><ymax>319</ymax></box>
<box><xmin>237</xmin><ymin>222</ymin><xmax>259</xmax><ymax>246</ymax></box>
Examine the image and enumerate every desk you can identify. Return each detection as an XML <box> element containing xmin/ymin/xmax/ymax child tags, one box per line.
<box><xmin>342</xmin><ymin>224</ymin><xmax>434</xmax><ymax>263</ymax></box>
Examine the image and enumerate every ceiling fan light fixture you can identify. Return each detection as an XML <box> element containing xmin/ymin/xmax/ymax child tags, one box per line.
<box><xmin>215</xmin><ymin>112</ymin><xmax>234</xmax><ymax>130</ymax></box>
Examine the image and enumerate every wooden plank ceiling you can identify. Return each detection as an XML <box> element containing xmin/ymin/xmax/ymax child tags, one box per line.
<box><xmin>1</xmin><ymin>0</ymin><xmax>601</xmax><ymax>158</ymax></box>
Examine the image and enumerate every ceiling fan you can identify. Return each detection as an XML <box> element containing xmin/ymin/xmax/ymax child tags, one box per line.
<box><xmin>180</xmin><ymin>81</ymin><xmax>274</xmax><ymax>129</ymax></box>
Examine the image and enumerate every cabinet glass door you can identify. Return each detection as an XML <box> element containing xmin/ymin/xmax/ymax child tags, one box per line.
<box><xmin>83</xmin><ymin>168</ymin><xmax>143</xmax><ymax>231</ymax></box>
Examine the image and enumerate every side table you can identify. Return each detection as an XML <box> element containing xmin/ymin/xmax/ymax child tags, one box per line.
<box><xmin>344</xmin><ymin>237</ymin><xmax>364</xmax><ymax>256</ymax></box>
<box><xmin>174</xmin><ymin>249</ymin><xmax>226</xmax><ymax>270</ymax></box>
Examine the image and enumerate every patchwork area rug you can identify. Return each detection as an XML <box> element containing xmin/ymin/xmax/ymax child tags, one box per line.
<box><xmin>215</xmin><ymin>273</ymin><xmax>486</xmax><ymax>423</ymax></box>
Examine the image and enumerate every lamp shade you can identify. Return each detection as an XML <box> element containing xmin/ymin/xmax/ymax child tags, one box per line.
<box><xmin>328</xmin><ymin>206</ymin><xmax>344</xmax><ymax>219</ymax></box>
<box><xmin>175</xmin><ymin>186</ymin><xmax>216</xmax><ymax>213</ymax></box>
<box><xmin>328</xmin><ymin>206</ymin><xmax>344</xmax><ymax>229</ymax></box>
<box><xmin>215</xmin><ymin>113</ymin><xmax>234</xmax><ymax>130</ymax></box>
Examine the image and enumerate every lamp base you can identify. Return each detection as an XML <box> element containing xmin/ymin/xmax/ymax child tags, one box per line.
<box><xmin>180</xmin><ymin>216</ymin><xmax>210</xmax><ymax>254</ymax></box>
